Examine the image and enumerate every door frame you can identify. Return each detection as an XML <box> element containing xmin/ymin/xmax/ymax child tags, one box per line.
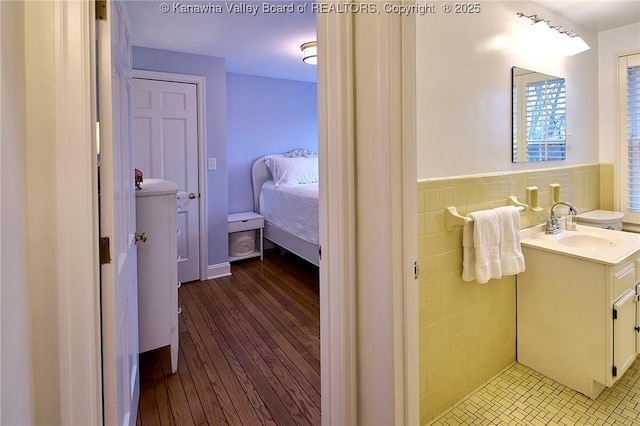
<box><xmin>132</xmin><ymin>70</ymin><xmax>208</xmax><ymax>282</ymax></box>
<box><xmin>49</xmin><ymin>2</ymin><xmax>418</xmax><ymax>425</ymax></box>
<box><xmin>318</xmin><ymin>8</ymin><xmax>418</xmax><ymax>426</ymax></box>
<box><xmin>25</xmin><ymin>0</ymin><xmax>103</xmax><ymax>424</ymax></box>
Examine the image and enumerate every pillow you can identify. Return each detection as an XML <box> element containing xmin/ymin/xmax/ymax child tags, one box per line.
<box><xmin>265</xmin><ymin>156</ymin><xmax>318</xmax><ymax>187</ymax></box>
<box><xmin>282</xmin><ymin>148</ymin><xmax>317</xmax><ymax>158</ymax></box>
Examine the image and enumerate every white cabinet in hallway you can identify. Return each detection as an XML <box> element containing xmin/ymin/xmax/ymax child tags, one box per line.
<box><xmin>136</xmin><ymin>178</ymin><xmax>179</xmax><ymax>373</ymax></box>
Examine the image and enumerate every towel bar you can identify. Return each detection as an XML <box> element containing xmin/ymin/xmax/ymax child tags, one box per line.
<box><xmin>445</xmin><ymin>196</ymin><xmax>528</xmax><ymax>231</ymax></box>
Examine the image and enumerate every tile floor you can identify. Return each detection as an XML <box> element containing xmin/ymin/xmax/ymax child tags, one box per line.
<box><xmin>429</xmin><ymin>357</ymin><xmax>640</xmax><ymax>426</ymax></box>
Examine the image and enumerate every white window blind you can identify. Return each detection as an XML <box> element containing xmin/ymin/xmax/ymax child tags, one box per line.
<box><xmin>618</xmin><ymin>53</ymin><xmax>640</xmax><ymax>224</ymax></box>
<box><xmin>626</xmin><ymin>64</ymin><xmax>640</xmax><ymax>212</ymax></box>
<box><xmin>524</xmin><ymin>79</ymin><xmax>566</xmax><ymax>162</ymax></box>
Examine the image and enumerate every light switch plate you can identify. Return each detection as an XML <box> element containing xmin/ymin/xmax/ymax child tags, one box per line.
<box><xmin>207</xmin><ymin>158</ymin><xmax>217</xmax><ymax>171</ymax></box>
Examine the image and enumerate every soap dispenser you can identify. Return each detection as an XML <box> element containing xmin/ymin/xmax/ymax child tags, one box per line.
<box><xmin>566</xmin><ymin>209</ymin><xmax>577</xmax><ymax>231</ymax></box>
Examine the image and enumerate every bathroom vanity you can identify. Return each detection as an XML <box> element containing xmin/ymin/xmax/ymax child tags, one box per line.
<box><xmin>517</xmin><ymin>224</ymin><xmax>640</xmax><ymax>399</ymax></box>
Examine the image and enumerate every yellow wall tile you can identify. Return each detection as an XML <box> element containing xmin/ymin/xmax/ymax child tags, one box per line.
<box><xmin>417</xmin><ymin>163</ymin><xmax>603</xmax><ymax>424</ymax></box>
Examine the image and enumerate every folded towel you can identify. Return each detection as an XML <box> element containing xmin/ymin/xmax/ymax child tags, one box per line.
<box><xmin>468</xmin><ymin>209</ymin><xmax>502</xmax><ymax>284</ymax></box>
<box><xmin>462</xmin><ymin>219</ymin><xmax>476</xmax><ymax>282</ymax></box>
<box><xmin>495</xmin><ymin>206</ymin><xmax>526</xmax><ymax>275</ymax></box>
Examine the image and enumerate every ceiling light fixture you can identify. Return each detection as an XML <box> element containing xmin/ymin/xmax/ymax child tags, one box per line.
<box><xmin>301</xmin><ymin>41</ymin><xmax>317</xmax><ymax>65</ymax></box>
<box><xmin>517</xmin><ymin>12</ymin><xmax>590</xmax><ymax>56</ymax></box>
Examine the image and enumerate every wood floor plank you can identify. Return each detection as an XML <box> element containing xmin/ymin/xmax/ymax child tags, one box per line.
<box><xmin>151</xmin><ymin>350</ymin><xmax>174</xmax><ymax>426</ymax></box>
<box><xmin>180</xmin><ymin>284</ymin><xmax>268</xmax><ymax>425</ymax></box>
<box><xmin>158</xmin><ymin>351</ymin><xmax>196</xmax><ymax>426</ymax></box>
<box><xmin>138</xmin><ymin>351</ymin><xmax>163</xmax><ymax>426</ymax></box>
<box><xmin>244</xmin><ymin>262</ymin><xmax>319</xmax><ymax>324</ymax></box>
<box><xmin>197</xmin><ymin>283</ymin><xmax>302</xmax><ymax>425</ymax></box>
<box><xmin>174</xmin><ymin>330</ymin><xmax>222</xmax><ymax>425</ymax></box>
<box><xmin>235</xmin><ymin>262</ymin><xmax>318</xmax><ymax>334</ymax></box>
<box><xmin>231</xmin><ymin>266</ymin><xmax>318</xmax><ymax>354</ymax></box>
<box><xmin>212</xmin><ymin>280</ymin><xmax>320</xmax><ymax>421</ymax></box>
<box><xmin>236</xmin><ymin>264</ymin><xmax>320</xmax><ymax>342</ymax></box>
<box><xmin>231</xmin><ymin>267</ymin><xmax>321</xmax><ymax>372</ymax></box>
<box><xmin>218</xmin><ymin>273</ymin><xmax>321</xmax><ymax>396</ymax></box>
<box><xmin>136</xmin><ymin>250</ymin><xmax>320</xmax><ymax>425</ymax></box>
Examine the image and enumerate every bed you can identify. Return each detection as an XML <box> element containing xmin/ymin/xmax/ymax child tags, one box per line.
<box><xmin>251</xmin><ymin>151</ymin><xmax>319</xmax><ymax>266</ymax></box>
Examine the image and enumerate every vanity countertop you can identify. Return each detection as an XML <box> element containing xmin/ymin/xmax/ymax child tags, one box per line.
<box><xmin>520</xmin><ymin>223</ymin><xmax>640</xmax><ymax>265</ymax></box>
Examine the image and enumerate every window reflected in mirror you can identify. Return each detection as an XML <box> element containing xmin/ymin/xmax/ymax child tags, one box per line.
<box><xmin>512</xmin><ymin>66</ymin><xmax>566</xmax><ymax>162</ymax></box>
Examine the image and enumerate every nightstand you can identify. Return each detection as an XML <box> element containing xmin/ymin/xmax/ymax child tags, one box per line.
<box><xmin>228</xmin><ymin>212</ymin><xmax>264</xmax><ymax>262</ymax></box>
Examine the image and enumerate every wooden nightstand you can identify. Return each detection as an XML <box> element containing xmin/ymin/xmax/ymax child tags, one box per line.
<box><xmin>228</xmin><ymin>212</ymin><xmax>264</xmax><ymax>262</ymax></box>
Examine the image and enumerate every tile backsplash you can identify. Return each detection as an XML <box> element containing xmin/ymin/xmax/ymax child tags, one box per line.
<box><xmin>417</xmin><ymin>163</ymin><xmax>610</xmax><ymax>424</ymax></box>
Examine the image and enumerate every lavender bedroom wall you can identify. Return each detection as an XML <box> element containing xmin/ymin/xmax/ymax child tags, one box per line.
<box><xmin>226</xmin><ymin>73</ymin><xmax>317</xmax><ymax>213</ymax></box>
<box><xmin>132</xmin><ymin>46</ymin><xmax>228</xmax><ymax>268</ymax></box>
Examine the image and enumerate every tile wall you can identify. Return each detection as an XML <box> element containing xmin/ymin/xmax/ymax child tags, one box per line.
<box><xmin>418</xmin><ymin>163</ymin><xmax>613</xmax><ymax>424</ymax></box>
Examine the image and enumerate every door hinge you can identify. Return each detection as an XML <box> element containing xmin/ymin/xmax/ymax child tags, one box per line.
<box><xmin>99</xmin><ymin>237</ymin><xmax>111</xmax><ymax>264</ymax></box>
<box><xmin>635</xmin><ymin>326</ymin><xmax>640</xmax><ymax>333</ymax></box>
<box><xmin>414</xmin><ymin>261</ymin><xmax>419</xmax><ymax>279</ymax></box>
<box><xmin>613</xmin><ymin>308</ymin><xmax>618</xmax><ymax>320</ymax></box>
<box><xmin>96</xmin><ymin>0</ymin><xmax>107</xmax><ymax>21</ymax></box>
<box><xmin>612</xmin><ymin>365</ymin><xmax>618</xmax><ymax>377</ymax></box>
<box><xmin>318</xmin><ymin>245</ymin><xmax>322</xmax><ymax>260</ymax></box>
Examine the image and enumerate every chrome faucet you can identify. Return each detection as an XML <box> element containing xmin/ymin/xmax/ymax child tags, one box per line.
<box><xmin>545</xmin><ymin>201</ymin><xmax>578</xmax><ymax>234</ymax></box>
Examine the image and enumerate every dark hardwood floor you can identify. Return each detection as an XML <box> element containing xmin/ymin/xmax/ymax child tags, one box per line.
<box><xmin>136</xmin><ymin>250</ymin><xmax>320</xmax><ymax>426</ymax></box>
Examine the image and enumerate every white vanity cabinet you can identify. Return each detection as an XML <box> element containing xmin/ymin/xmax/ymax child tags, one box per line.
<box><xmin>136</xmin><ymin>179</ymin><xmax>179</xmax><ymax>373</ymax></box>
<box><xmin>517</xmin><ymin>245</ymin><xmax>640</xmax><ymax>399</ymax></box>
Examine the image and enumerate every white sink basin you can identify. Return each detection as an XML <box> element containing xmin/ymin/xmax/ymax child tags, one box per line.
<box><xmin>520</xmin><ymin>223</ymin><xmax>640</xmax><ymax>264</ymax></box>
<box><xmin>555</xmin><ymin>233</ymin><xmax>616</xmax><ymax>250</ymax></box>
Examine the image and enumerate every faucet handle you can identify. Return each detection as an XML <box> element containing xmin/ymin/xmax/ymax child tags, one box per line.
<box><xmin>545</xmin><ymin>216</ymin><xmax>561</xmax><ymax>234</ymax></box>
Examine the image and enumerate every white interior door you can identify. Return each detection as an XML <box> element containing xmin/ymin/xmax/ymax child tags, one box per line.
<box><xmin>132</xmin><ymin>78</ymin><xmax>200</xmax><ymax>283</ymax></box>
<box><xmin>98</xmin><ymin>1</ymin><xmax>140</xmax><ymax>425</ymax></box>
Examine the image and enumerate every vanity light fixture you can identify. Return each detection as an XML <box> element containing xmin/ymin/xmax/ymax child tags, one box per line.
<box><xmin>300</xmin><ymin>41</ymin><xmax>317</xmax><ymax>65</ymax></box>
<box><xmin>517</xmin><ymin>12</ymin><xmax>590</xmax><ymax>56</ymax></box>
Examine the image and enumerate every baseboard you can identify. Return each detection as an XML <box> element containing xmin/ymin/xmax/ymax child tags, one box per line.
<box><xmin>207</xmin><ymin>262</ymin><xmax>231</xmax><ymax>280</ymax></box>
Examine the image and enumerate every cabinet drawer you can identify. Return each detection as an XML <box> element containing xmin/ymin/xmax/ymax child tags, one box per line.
<box><xmin>613</xmin><ymin>262</ymin><xmax>636</xmax><ymax>301</ymax></box>
<box><xmin>228</xmin><ymin>217</ymin><xmax>264</xmax><ymax>233</ymax></box>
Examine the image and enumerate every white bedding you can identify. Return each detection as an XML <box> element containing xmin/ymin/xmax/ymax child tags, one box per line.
<box><xmin>259</xmin><ymin>180</ymin><xmax>319</xmax><ymax>245</ymax></box>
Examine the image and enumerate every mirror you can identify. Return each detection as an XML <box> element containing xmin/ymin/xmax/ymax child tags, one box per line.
<box><xmin>512</xmin><ymin>66</ymin><xmax>566</xmax><ymax>162</ymax></box>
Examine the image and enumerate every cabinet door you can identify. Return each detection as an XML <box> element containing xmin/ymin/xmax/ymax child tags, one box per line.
<box><xmin>613</xmin><ymin>288</ymin><xmax>637</xmax><ymax>381</ymax></box>
<box><xmin>637</xmin><ymin>284</ymin><xmax>640</xmax><ymax>356</ymax></box>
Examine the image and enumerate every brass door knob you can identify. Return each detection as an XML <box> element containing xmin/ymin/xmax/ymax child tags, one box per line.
<box><xmin>135</xmin><ymin>232</ymin><xmax>147</xmax><ymax>243</ymax></box>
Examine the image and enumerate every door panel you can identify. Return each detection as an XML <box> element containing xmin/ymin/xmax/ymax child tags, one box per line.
<box><xmin>98</xmin><ymin>1</ymin><xmax>139</xmax><ymax>425</ymax></box>
<box><xmin>132</xmin><ymin>78</ymin><xmax>200</xmax><ymax>282</ymax></box>
<box><xmin>613</xmin><ymin>288</ymin><xmax>637</xmax><ymax>382</ymax></box>
<box><xmin>637</xmin><ymin>283</ymin><xmax>640</xmax><ymax>356</ymax></box>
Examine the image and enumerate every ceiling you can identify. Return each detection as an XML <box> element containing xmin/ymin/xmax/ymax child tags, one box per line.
<box><xmin>125</xmin><ymin>1</ymin><xmax>639</xmax><ymax>83</ymax></box>
<box><xmin>533</xmin><ymin>0</ymin><xmax>640</xmax><ymax>32</ymax></box>
<box><xmin>124</xmin><ymin>1</ymin><xmax>317</xmax><ymax>82</ymax></box>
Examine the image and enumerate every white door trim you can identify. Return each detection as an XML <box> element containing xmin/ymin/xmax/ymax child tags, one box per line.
<box><xmin>317</xmin><ymin>9</ymin><xmax>358</xmax><ymax>426</ymax></box>
<box><xmin>132</xmin><ymin>69</ymin><xmax>208</xmax><ymax>282</ymax></box>
<box><xmin>56</xmin><ymin>1</ymin><xmax>102</xmax><ymax>423</ymax></box>
<box><xmin>353</xmin><ymin>9</ymin><xmax>415</xmax><ymax>425</ymax></box>
<box><xmin>318</xmin><ymin>7</ymin><xmax>419</xmax><ymax>426</ymax></box>
<box><xmin>353</xmin><ymin>10</ymin><xmax>417</xmax><ymax>424</ymax></box>
<box><xmin>29</xmin><ymin>0</ymin><xmax>102</xmax><ymax>424</ymax></box>
<box><xmin>401</xmin><ymin>12</ymin><xmax>420</xmax><ymax>425</ymax></box>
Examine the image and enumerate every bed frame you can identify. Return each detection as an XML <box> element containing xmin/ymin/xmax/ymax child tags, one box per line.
<box><xmin>251</xmin><ymin>155</ymin><xmax>320</xmax><ymax>267</ymax></box>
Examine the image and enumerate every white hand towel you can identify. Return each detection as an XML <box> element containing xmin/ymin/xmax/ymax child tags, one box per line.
<box><xmin>462</xmin><ymin>220</ymin><xmax>476</xmax><ymax>282</ymax></box>
<box><xmin>468</xmin><ymin>209</ymin><xmax>502</xmax><ymax>284</ymax></box>
<box><xmin>495</xmin><ymin>206</ymin><xmax>526</xmax><ymax>275</ymax></box>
